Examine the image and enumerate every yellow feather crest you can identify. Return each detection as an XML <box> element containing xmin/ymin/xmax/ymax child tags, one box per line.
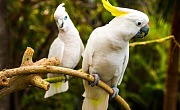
<box><xmin>102</xmin><ymin>0</ymin><xmax>129</xmax><ymax>16</ymax></box>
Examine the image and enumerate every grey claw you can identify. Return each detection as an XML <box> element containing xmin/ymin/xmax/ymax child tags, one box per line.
<box><xmin>111</xmin><ymin>87</ymin><xmax>119</xmax><ymax>98</ymax></box>
<box><xmin>89</xmin><ymin>73</ymin><xmax>100</xmax><ymax>87</ymax></box>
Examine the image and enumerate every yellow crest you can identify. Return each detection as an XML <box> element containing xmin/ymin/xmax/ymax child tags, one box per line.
<box><xmin>102</xmin><ymin>0</ymin><xmax>129</xmax><ymax>16</ymax></box>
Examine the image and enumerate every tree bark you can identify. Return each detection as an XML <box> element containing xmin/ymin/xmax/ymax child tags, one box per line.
<box><xmin>164</xmin><ymin>0</ymin><xmax>180</xmax><ymax>110</ymax></box>
<box><xmin>0</xmin><ymin>65</ymin><xmax>131</xmax><ymax>110</ymax></box>
<box><xmin>0</xmin><ymin>47</ymin><xmax>131</xmax><ymax>110</ymax></box>
<box><xmin>0</xmin><ymin>0</ymin><xmax>10</xmax><ymax>110</ymax></box>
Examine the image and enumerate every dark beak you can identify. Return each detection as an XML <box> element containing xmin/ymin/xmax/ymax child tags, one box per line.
<box><xmin>56</xmin><ymin>19</ymin><xmax>64</xmax><ymax>29</ymax></box>
<box><xmin>135</xmin><ymin>24</ymin><xmax>149</xmax><ymax>38</ymax></box>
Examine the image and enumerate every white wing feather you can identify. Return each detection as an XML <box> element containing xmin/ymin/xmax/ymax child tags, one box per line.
<box><xmin>44</xmin><ymin>37</ymin><xmax>68</xmax><ymax>98</ymax></box>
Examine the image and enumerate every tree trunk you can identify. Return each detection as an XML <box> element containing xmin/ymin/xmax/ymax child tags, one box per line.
<box><xmin>163</xmin><ymin>0</ymin><xmax>180</xmax><ymax>110</ymax></box>
<box><xmin>0</xmin><ymin>0</ymin><xmax>10</xmax><ymax>110</ymax></box>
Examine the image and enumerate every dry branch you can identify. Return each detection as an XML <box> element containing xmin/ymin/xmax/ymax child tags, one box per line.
<box><xmin>0</xmin><ymin>65</ymin><xmax>130</xmax><ymax>110</ymax></box>
<box><xmin>0</xmin><ymin>35</ymin><xmax>177</xmax><ymax>110</ymax></box>
<box><xmin>1</xmin><ymin>35</ymin><xmax>175</xmax><ymax>109</ymax></box>
<box><xmin>129</xmin><ymin>35</ymin><xmax>179</xmax><ymax>47</ymax></box>
<box><xmin>0</xmin><ymin>74</ymin><xmax>9</xmax><ymax>86</ymax></box>
<box><xmin>0</xmin><ymin>47</ymin><xmax>130</xmax><ymax>110</ymax></box>
<box><xmin>0</xmin><ymin>47</ymin><xmax>60</xmax><ymax>97</ymax></box>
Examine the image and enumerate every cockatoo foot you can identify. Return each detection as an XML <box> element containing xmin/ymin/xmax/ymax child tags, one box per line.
<box><xmin>64</xmin><ymin>75</ymin><xmax>69</xmax><ymax>82</ymax></box>
<box><xmin>88</xmin><ymin>73</ymin><xmax>100</xmax><ymax>87</ymax></box>
<box><xmin>111</xmin><ymin>87</ymin><xmax>119</xmax><ymax>98</ymax></box>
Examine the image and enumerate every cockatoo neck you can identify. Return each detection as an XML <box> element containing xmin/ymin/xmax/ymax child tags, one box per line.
<box><xmin>108</xmin><ymin>17</ymin><xmax>137</xmax><ymax>42</ymax></box>
<box><xmin>58</xmin><ymin>25</ymin><xmax>79</xmax><ymax>41</ymax></box>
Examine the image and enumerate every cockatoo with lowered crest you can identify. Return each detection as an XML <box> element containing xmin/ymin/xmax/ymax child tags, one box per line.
<box><xmin>82</xmin><ymin>0</ymin><xmax>149</xmax><ymax>110</ymax></box>
<box><xmin>44</xmin><ymin>3</ymin><xmax>84</xmax><ymax>98</ymax></box>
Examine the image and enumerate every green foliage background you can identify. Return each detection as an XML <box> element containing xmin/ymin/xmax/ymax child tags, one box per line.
<box><xmin>5</xmin><ymin>0</ymin><xmax>179</xmax><ymax>110</ymax></box>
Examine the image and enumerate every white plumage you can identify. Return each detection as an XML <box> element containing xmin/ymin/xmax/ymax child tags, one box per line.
<box><xmin>82</xmin><ymin>0</ymin><xmax>149</xmax><ymax>109</ymax></box>
<box><xmin>44</xmin><ymin>3</ymin><xmax>84</xmax><ymax>98</ymax></box>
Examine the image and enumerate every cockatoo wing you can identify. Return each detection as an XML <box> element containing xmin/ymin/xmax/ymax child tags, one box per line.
<box><xmin>117</xmin><ymin>44</ymin><xmax>129</xmax><ymax>85</ymax></box>
<box><xmin>48</xmin><ymin>37</ymin><xmax>64</xmax><ymax>62</ymax></box>
<box><xmin>47</xmin><ymin>37</ymin><xmax>64</xmax><ymax>78</ymax></box>
<box><xmin>44</xmin><ymin>37</ymin><xmax>68</xmax><ymax>98</ymax></box>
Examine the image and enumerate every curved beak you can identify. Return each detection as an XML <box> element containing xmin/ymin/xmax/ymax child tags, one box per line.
<box><xmin>56</xmin><ymin>19</ymin><xmax>64</xmax><ymax>28</ymax></box>
<box><xmin>135</xmin><ymin>24</ymin><xmax>149</xmax><ymax>38</ymax></box>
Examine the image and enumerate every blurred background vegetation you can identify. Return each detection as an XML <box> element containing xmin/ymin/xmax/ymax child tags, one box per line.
<box><xmin>0</xmin><ymin>0</ymin><xmax>179</xmax><ymax>110</ymax></box>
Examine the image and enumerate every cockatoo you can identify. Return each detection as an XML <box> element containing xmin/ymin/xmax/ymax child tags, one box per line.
<box><xmin>82</xmin><ymin>0</ymin><xmax>149</xmax><ymax>110</ymax></box>
<box><xmin>44</xmin><ymin>3</ymin><xmax>84</xmax><ymax>98</ymax></box>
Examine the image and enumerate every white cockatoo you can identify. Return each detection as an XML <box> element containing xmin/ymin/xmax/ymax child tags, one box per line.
<box><xmin>44</xmin><ymin>3</ymin><xmax>84</xmax><ymax>98</ymax></box>
<box><xmin>82</xmin><ymin>0</ymin><xmax>149</xmax><ymax>110</ymax></box>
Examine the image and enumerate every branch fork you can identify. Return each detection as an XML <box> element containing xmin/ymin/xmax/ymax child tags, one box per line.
<box><xmin>0</xmin><ymin>47</ymin><xmax>60</xmax><ymax>96</ymax></box>
<box><xmin>0</xmin><ymin>47</ymin><xmax>131</xmax><ymax>110</ymax></box>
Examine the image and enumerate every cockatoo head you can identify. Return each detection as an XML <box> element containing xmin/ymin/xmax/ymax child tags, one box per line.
<box><xmin>54</xmin><ymin>3</ymin><xmax>73</xmax><ymax>31</ymax></box>
<box><xmin>102</xmin><ymin>0</ymin><xmax>149</xmax><ymax>39</ymax></box>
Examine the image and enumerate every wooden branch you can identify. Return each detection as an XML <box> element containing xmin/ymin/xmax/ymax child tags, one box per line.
<box><xmin>0</xmin><ymin>47</ymin><xmax>60</xmax><ymax>97</ymax></box>
<box><xmin>1</xmin><ymin>35</ymin><xmax>178</xmax><ymax>109</ymax></box>
<box><xmin>0</xmin><ymin>74</ymin><xmax>9</xmax><ymax>86</ymax></box>
<box><xmin>2</xmin><ymin>34</ymin><xmax>177</xmax><ymax>109</ymax></box>
<box><xmin>130</xmin><ymin>35</ymin><xmax>174</xmax><ymax>47</ymax></box>
<box><xmin>44</xmin><ymin>76</ymin><xmax>66</xmax><ymax>83</ymax></box>
<box><xmin>0</xmin><ymin>65</ymin><xmax>131</xmax><ymax>110</ymax></box>
<box><xmin>0</xmin><ymin>47</ymin><xmax>130</xmax><ymax>110</ymax></box>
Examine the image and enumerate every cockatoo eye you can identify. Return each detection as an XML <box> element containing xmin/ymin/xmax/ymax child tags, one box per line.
<box><xmin>64</xmin><ymin>16</ymin><xmax>67</xmax><ymax>20</ymax></box>
<box><xmin>135</xmin><ymin>20</ymin><xmax>142</xmax><ymax>26</ymax></box>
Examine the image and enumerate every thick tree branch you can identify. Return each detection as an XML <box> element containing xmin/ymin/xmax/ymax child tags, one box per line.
<box><xmin>0</xmin><ymin>47</ymin><xmax>130</xmax><ymax>110</ymax></box>
<box><xmin>0</xmin><ymin>66</ymin><xmax>130</xmax><ymax>110</ymax></box>
<box><xmin>1</xmin><ymin>35</ymin><xmax>175</xmax><ymax>109</ymax></box>
<box><xmin>0</xmin><ymin>47</ymin><xmax>60</xmax><ymax>97</ymax></box>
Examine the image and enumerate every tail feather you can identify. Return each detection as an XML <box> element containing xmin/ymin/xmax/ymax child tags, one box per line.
<box><xmin>44</xmin><ymin>81</ymin><xmax>68</xmax><ymax>98</ymax></box>
<box><xmin>82</xmin><ymin>80</ymin><xmax>109</xmax><ymax>110</ymax></box>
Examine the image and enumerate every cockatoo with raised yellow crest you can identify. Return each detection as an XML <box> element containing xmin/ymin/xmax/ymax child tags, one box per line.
<box><xmin>82</xmin><ymin>0</ymin><xmax>149</xmax><ymax>109</ymax></box>
<box><xmin>44</xmin><ymin>3</ymin><xmax>84</xmax><ymax>98</ymax></box>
